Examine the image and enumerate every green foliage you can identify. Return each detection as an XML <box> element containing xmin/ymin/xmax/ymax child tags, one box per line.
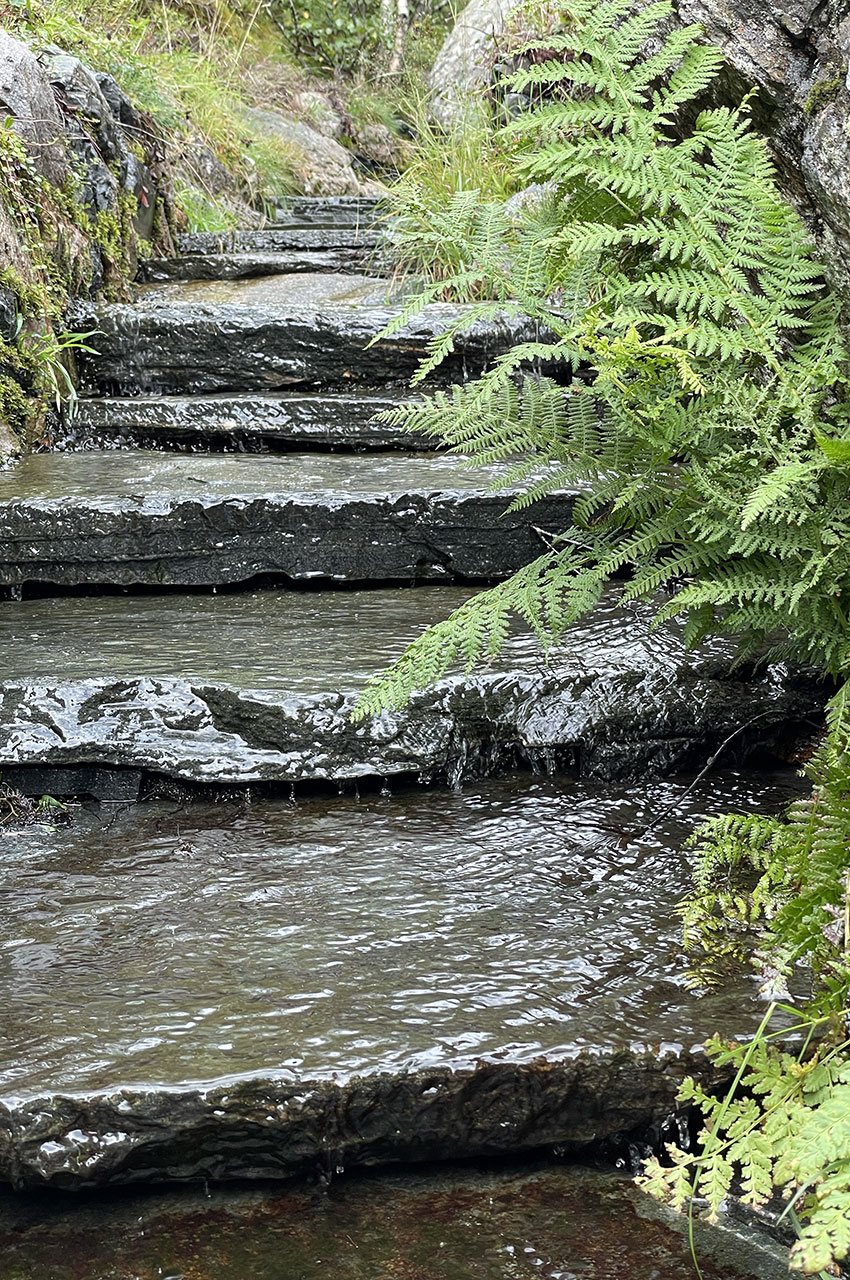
<box><xmin>640</xmin><ymin>1006</ymin><xmax>850</xmax><ymax>1275</ymax></box>
<box><xmin>682</xmin><ymin>684</ymin><xmax>850</xmax><ymax>1010</ymax></box>
<box><xmin>355</xmin><ymin>3</ymin><xmax>850</xmax><ymax>1269</ymax></box>
<box><xmin>174</xmin><ymin>183</ymin><xmax>240</xmax><ymax>233</ymax></box>
<box><xmin>273</xmin><ymin>0</ymin><xmax>386</xmax><ymax>74</ymax></box>
<box><xmin>380</xmin><ymin>102</ymin><xmax>520</xmax><ymax>294</ymax></box>
<box><xmin>354</xmin><ymin>0</ymin><xmax>849</xmax><ymax>719</ymax></box>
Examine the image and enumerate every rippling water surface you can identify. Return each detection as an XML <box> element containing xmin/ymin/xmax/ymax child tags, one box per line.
<box><xmin>0</xmin><ymin>770</ymin><xmax>799</xmax><ymax>1094</ymax></box>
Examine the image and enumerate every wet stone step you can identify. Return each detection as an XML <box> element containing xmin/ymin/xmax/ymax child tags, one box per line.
<box><xmin>0</xmin><ymin>586</ymin><xmax>821</xmax><ymax>787</ymax></box>
<box><xmin>0</xmin><ymin>450</ymin><xmax>574</xmax><ymax>587</ymax></box>
<box><xmin>0</xmin><ymin>770</ymin><xmax>803</xmax><ymax>1188</ymax></box>
<box><xmin>177</xmin><ymin>226</ymin><xmax>383</xmax><ymax>255</ymax></box>
<box><xmin>270</xmin><ymin>193</ymin><xmax>380</xmax><ymax>226</ymax></box>
<box><xmin>139</xmin><ymin>247</ymin><xmax>381</xmax><ymax>283</ymax></box>
<box><xmin>73</xmin><ymin>273</ymin><xmax>534</xmax><ymax>395</ymax></box>
<box><xmin>64</xmin><ymin>391</ymin><xmax>430</xmax><ymax>451</ymax></box>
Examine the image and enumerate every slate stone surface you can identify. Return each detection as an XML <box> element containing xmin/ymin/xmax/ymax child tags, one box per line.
<box><xmin>0</xmin><ymin>450</ymin><xmax>574</xmax><ymax>586</ymax></box>
<box><xmin>0</xmin><ymin>586</ymin><xmax>823</xmax><ymax>785</ymax></box>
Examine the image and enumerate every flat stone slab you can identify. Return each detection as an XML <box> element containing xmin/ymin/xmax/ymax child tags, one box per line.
<box><xmin>270</xmin><ymin>194</ymin><xmax>379</xmax><ymax>226</ymax></box>
<box><xmin>66</xmin><ymin>392</ymin><xmax>429</xmax><ymax>449</ymax></box>
<box><xmin>0</xmin><ymin>1162</ymin><xmax>789</xmax><ymax>1280</ymax></box>
<box><xmin>0</xmin><ymin>586</ymin><xmax>821</xmax><ymax>785</ymax></box>
<box><xmin>140</xmin><ymin>248</ymin><xmax>379</xmax><ymax>283</ymax></box>
<box><xmin>178</xmin><ymin>227</ymin><xmax>382</xmax><ymax>254</ymax></box>
<box><xmin>0</xmin><ymin>450</ymin><xmax>573</xmax><ymax>586</ymax></box>
<box><xmin>73</xmin><ymin>273</ymin><xmax>533</xmax><ymax>394</ymax></box>
<box><xmin>0</xmin><ymin>770</ymin><xmax>802</xmax><ymax>1187</ymax></box>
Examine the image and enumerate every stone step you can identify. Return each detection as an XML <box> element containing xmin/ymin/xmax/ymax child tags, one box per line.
<box><xmin>270</xmin><ymin>194</ymin><xmax>380</xmax><ymax>226</ymax></box>
<box><xmin>0</xmin><ymin>585</ymin><xmax>820</xmax><ymax>788</ymax></box>
<box><xmin>0</xmin><ymin>450</ymin><xmax>574</xmax><ymax>587</ymax></box>
<box><xmin>65</xmin><ymin>391</ymin><xmax>430</xmax><ymax>450</ymax></box>
<box><xmin>73</xmin><ymin>273</ymin><xmax>531</xmax><ymax>395</ymax></box>
<box><xmin>139</xmin><ymin>247</ymin><xmax>380</xmax><ymax>283</ymax></box>
<box><xmin>178</xmin><ymin>226</ymin><xmax>382</xmax><ymax>255</ymax></box>
<box><xmin>0</xmin><ymin>768</ymin><xmax>801</xmax><ymax>1188</ymax></box>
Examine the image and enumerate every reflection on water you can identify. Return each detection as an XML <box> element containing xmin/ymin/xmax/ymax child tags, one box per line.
<box><xmin>0</xmin><ymin>770</ymin><xmax>800</xmax><ymax>1094</ymax></box>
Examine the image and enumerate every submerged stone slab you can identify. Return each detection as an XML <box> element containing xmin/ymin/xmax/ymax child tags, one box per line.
<box><xmin>178</xmin><ymin>227</ymin><xmax>382</xmax><ymax>254</ymax></box>
<box><xmin>74</xmin><ymin>272</ymin><xmax>534</xmax><ymax>394</ymax></box>
<box><xmin>0</xmin><ymin>1161</ymin><xmax>790</xmax><ymax>1280</ymax></box>
<box><xmin>0</xmin><ymin>586</ymin><xmax>821</xmax><ymax>785</ymax></box>
<box><xmin>0</xmin><ymin>450</ymin><xmax>573</xmax><ymax>586</ymax></box>
<box><xmin>0</xmin><ymin>771</ymin><xmax>802</xmax><ymax>1187</ymax></box>
<box><xmin>140</xmin><ymin>247</ymin><xmax>377</xmax><ymax>283</ymax></box>
<box><xmin>66</xmin><ymin>392</ymin><xmax>429</xmax><ymax>449</ymax></box>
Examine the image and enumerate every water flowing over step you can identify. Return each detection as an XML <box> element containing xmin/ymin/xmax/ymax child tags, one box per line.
<box><xmin>0</xmin><ymin>1161</ymin><xmax>790</xmax><ymax>1280</ymax></box>
<box><xmin>73</xmin><ymin>273</ymin><xmax>533</xmax><ymax>394</ymax></box>
<box><xmin>271</xmin><ymin>195</ymin><xmax>379</xmax><ymax>227</ymax></box>
<box><xmin>177</xmin><ymin>227</ymin><xmax>383</xmax><ymax>255</ymax></box>
<box><xmin>140</xmin><ymin>248</ymin><xmax>378</xmax><ymax>283</ymax></box>
<box><xmin>0</xmin><ymin>587</ymin><xmax>819</xmax><ymax>791</ymax></box>
<box><xmin>0</xmin><ymin>451</ymin><xmax>574</xmax><ymax>587</ymax></box>
<box><xmin>0</xmin><ymin>771</ymin><xmax>801</xmax><ymax>1189</ymax></box>
<box><xmin>144</xmin><ymin>197</ymin><xmax>383</xmax><ymax>280</ymax></box>
<box><xmin>66</xmin><ymin>391</ymin><xmax>428</xmax><ymax>451</ymax></box>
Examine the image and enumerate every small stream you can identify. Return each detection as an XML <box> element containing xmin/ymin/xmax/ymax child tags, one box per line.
<box><xmin>0</xmin><ymin>195</ymin><xmax>818</xmax><ymax>1271</ymax></box>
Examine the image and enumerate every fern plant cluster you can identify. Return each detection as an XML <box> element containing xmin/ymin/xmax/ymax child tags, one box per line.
<box><xmin>362</xmin><ymin>0</ymin><xmax>850</xmax><ymax>1270</ymax></box>
<box><xmin>362</xmin><ymin>0</ymin><xmax>849</xmax><ymax>716</ymax></box>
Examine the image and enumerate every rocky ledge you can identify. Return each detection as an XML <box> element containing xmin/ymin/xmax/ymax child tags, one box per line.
<box><xmin>0</xmin><ymin>1051</ymin><xmax>715</xmax><ymax>1190</ymax></box>
<box><xmin>0</xmin><ymin>586</ymin><xmax>822</xmax><ymax>788</ymax></box>
<box><xmin>73</xmin><ymin>273</ymin><xmax>535</xmax><ymax>394</ymax></box>
<box><xmin>0</xmin><ymin>450</ymin><xmax>574</xmax><ymax>587</ymax></box>
<box><xmin>178</xmin><ymin>227</ymin><xmax>382</xmax><ymax>254</ymax></box>
<box><xmin>139</xmin><ymin>248</ymin><xmax>377</xmax><ymax>283</ymax></box>
<box><xmin>66</xmin><ymin>392</ymin><xmax>430</xmax><ymax>450</ymax></box>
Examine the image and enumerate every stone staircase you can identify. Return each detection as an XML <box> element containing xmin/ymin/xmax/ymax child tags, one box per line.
<box><xmin>0</xmin><ymin>199</ymin><xmax>823</xmax><ymax>1192</ymax></box>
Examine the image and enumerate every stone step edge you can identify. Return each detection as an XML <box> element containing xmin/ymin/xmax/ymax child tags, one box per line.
<box><xmin>0</xmin><ymin>1046</ymin><xmax>718</xmax><ymax>1189</ymax></box>
<box><xmin>0</xmin><ymin>664</ymin><xmax>820</xmax><ymax>790</ymax></box>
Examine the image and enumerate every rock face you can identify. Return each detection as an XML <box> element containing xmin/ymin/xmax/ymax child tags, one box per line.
<box><xmin>429</xmin><ymin>0</ymin><xmax>517</xmax><ymax>127</ymax></box>
<box><xmin>0</xmin><ymin>30</ymin><xmax>67</xmax><ymax>186</ymax></box>
<box><xmin>0</xmin><ymin>451</ymin><xmax>574</xmax><ymax>587</ymax></box>
<box><xmin>676</xmin><ymin>0</ymin><xmax>850</xmax><ymax>294</ymax></box>
<box><xmin>0</xmin><ymin>586</ymin><xmax>821</xmax><ymax>787</ymax></box>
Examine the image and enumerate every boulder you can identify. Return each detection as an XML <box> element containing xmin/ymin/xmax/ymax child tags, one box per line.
<box><xmin>428</xmin><ymin>0</ymin><xmax>517</xmax><ymax>128</ymax></box>
<box><xmin>243</xmin><ymin>105</ymin><xmax>367</xmax><ymax>196</ymax></box>
<box><xmin>291</xmin><ymin>89</ymin><xmax>345</xmax><ymax>139</ymax></box>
